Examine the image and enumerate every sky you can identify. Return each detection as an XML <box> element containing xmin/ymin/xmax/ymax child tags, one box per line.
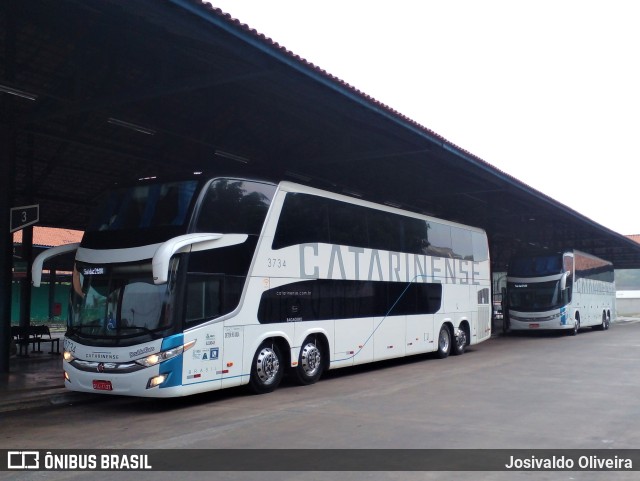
<box><xmin>208</xmin><ymin>1</ymin><xmax>640</xmax><ymax>235</ymax></box>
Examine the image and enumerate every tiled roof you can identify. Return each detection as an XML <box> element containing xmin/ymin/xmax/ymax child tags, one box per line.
<box><xmin>13</xmin><ymin>227</ymin><xmax>83</xmax><ymax>248</ymax></box>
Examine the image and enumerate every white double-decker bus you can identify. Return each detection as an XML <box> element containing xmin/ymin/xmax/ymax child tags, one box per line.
<box><xmin>506</xmin><ymin>249</ymin><xmax>615</xmax><ymax>334</ymax></box>
<box><xmin>33</xmin><ymin>175</ymin><xmax>491</xmax><ymax>397</ymax></box>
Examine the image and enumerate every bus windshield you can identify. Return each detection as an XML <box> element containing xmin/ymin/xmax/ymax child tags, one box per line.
<box><xmin>507</xmin><ymin>280</ymin><xmax>562</xmax><ymax>312</ymax></box>
<box><xmin>69</xmin><ymin>261</ymin><xmax>178</xmax><ymax>345</ymax></box>
<box><xmin>88</xmin><ymin>180</ymin><xmax>199</xmax><ymax>231</ymax></box>
<box><xmin>508</xmin><ymin>254</ymin><xmax>563</xmax><ymax>277</ymax></box>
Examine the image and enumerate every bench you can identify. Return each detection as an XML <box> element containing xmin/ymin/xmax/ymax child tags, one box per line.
<box><xmin>11</xmin><ymin>325</ymin><xmax>60</xmax><ymax>356</ymax></box>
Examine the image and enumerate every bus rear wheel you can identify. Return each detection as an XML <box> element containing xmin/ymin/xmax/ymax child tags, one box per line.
<box><xmin>292</xmin><ymin>336</ymin><xmax>324</xmax><ymax>385</ymax></box>
<box><xmin>249</xmin><ymin>341</ymin><xmax>284</xmax><ymax>394</ymax></box>
<box><xmin>451</xmin><ymin>327</ymin><xmax>467</xmax><ymax>356</ymax></box>
<box><xmin>436</xmin><ymin>325</ymin><xmax>451</xmax><ymax>359</ymax></box>
<box><xmin>595</xmin><ymin>312</ymin><xmax>610</xmax><ymax>331</ymax></box>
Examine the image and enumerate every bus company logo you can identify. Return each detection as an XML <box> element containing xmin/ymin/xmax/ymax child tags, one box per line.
<box><xmin>129</xmin><ymin>346</ymin><xmax>155</xmax><ymax>358</ymax></box>
<box><xmin>514</xmin><ymin>284</ymin><xmax>528</xmax><ymax>288</ymax></box>
<box><xmin>86</xmin><ymin>352</ymin><xmax>118</xmax><ymax>360</ymax></box>
<box><xmin>8</xmin><ymin>451</ymin><xmax>40</xmax><ymax>470</ymax></box>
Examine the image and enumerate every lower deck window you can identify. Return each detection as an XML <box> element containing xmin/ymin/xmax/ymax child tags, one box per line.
<box><xmin>257</xmin><ymin>279</ymin><xmax>442</xmax><ymax>323</ymax></box>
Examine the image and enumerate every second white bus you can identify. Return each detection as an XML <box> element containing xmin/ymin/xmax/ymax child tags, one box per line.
<box><xmin>506</xmin><ymin>249</ymin><xmax>615</xmax><ymax>334</ymax></box>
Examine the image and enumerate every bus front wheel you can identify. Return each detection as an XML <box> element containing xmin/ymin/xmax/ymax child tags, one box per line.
<box><xmin>249</xmin><ymin>341</ymin><xmax>284</xmax><ymax>394</ymax></box>
<box><xmin>292</xmin><ymin>336</ymin><xmax>324</xmax><ymax>385</ymax></box>
<box><xmin>436</xmin><ymin>325</ymin><xmax>451</xmax><ymax>359</ymax></box>
<box><xmin>570</xmin><ymin>318</ymin><xmax>580</xmax><ymax>336</ymax></box>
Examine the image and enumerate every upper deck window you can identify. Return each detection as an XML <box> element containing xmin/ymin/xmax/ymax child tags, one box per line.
<box><xmin>194</xmin><ymin>179</ymin><xmax>275</xmax><ymax>235</ymax></box>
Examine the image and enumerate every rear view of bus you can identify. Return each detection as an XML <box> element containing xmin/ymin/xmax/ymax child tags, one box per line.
<box><xmin>506</xmin><ymin>250</ymin><xmax>615</xmax><ymax>334</ymax></box>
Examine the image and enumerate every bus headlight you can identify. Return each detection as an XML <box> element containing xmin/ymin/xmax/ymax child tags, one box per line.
<box><xmin>135</xmin><ymin>339</ymin><xmax>196</xmax><ymax>368</ymax></box>
<box><xmin>147</xmin><ymin>374</ymin><xmax>168</xmax><ymax>389</ymax></box>
<box><xmin>63</xmin><ymin>351</ymin><xmax>75</xmax><ymax>362</ymax></box>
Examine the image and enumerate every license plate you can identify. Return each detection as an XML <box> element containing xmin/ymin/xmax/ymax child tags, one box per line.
<box><xmin>92</xmin><ymin>380</ymin><xmax>113</xmax><ymax>391</ymax></box>
<box><xmin>529</xmin><ymin>323</ymin><xmax>540</xmax><ymax>329</ymax></box>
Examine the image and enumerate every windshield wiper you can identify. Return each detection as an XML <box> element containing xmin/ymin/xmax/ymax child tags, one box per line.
<box><xmin>117</xmin><ymin>325</ymin><xmax>160</xmax><ymax>338</ymax></box>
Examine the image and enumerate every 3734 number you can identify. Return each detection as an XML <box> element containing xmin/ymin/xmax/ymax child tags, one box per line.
<box><xmin>267</xmin><ymin>258</ymin><xmax>286</xmax><ymax>268</ymax></box>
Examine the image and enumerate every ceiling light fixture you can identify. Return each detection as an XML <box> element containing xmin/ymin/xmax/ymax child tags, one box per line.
<box><xmin>285</xmin><ymin>171</ymin><xmax>312</xmax><ymax>182</ymax></box>
<box><xmin>214</xmin><ymin>150</ymin><xmax>250</xmax><ymax>164</ymax></box>
<box><xmin>107</xmin><ymin>117</ymin><xmax>156</xmax><ymax>135</ymax></box>
<box><xmin>0</xmin><ymin>83</ymin><xmax>38</xmax><ymax>101</ymax></box>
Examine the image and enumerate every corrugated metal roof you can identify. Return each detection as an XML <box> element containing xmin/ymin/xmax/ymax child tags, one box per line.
<box><xmin>3</xmin><ymin>0</ymin><xmax>640</xmax><ymax>269</ymax></box>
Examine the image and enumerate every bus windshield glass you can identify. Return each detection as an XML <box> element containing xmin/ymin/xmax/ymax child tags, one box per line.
<box><xmin>507</xmin><ymin>280</ymin><xmax>562</xmax><ymax>312</ymax></box>
<box><xmin>69</xmin><ymin>261</ymin><xmax>178</xmax><ymax>345</ymax></box>
<box><xmin>508</xmin><ymin>254</ymin><xmax>563</xmax><ymax>277</ymax></box>
<box><xmin>88</xmin><ymin>180</ymin><xmax>199</xmax><ymax>231</ymax></box>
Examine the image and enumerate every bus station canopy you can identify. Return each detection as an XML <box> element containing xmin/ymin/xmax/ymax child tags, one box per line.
<box><xmin>3</xmin><ymin>0</ymin><xmax>640</xmax><ymax>270</ymax></box>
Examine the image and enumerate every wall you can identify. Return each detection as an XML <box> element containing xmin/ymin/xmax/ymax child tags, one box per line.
<box><xmin>11</xmin><ymin>281</ymin><xmax>70</xmax><ymax>324</ymax></box>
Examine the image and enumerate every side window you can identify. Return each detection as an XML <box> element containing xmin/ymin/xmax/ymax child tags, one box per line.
<box><xmin>185</xmin><ymin>274</ymin><xmax>222</xmax><ymax>322</ymax></box>
<box><xmin>477</xmin><ymin>288</ymin><xmax>490</xmax><ymax>304</ymax></box>
<box><xmin>450</xmin><ymin>226</ymin><xmax>473</xmax><ymax>260</ymax></box>
<box><xmin>195</xmin><ymin>179</ymin><xmax>274</xmax><ymax>234</ymax></box>
<box><xmin>257</xmin><ymin>279</ymin><xmax>443</xmax><ymax>323</ymax></box>
<box><xmin>425</xmin><ymin>221</ymin><xmax>452</xmax><ymax>257</ymax></box>
<box><xmin>472</xmin><ymin>231</ymin><xmax>489</xmax><ymax>262</ymax></box>
<box><xmin>367</xmin><ymin>209</ymin><xmax>403</xmax><ymax>252</ymax></box>
<box><xmin>330</xmin><ymin>202</ymin><xmax>369</xmax><ymax>247</ymax></box>
<box><xmin>272</xmin><ymin>194</ymin><xmax>330</xmax><ymax>249</ymax></box>
<box><xmin>403</xmin><ymin>218</ymin><xmax>430</xmax><ymax>255</ymax></box>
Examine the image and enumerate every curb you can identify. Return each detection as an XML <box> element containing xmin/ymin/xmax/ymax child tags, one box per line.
<box><xmin>0</xmin><ymin>389</ymin><xmax>103</xmax><ymax>413</ymax></box>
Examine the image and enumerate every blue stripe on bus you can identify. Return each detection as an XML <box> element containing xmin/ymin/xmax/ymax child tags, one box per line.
<box><xmin>159</xmin><ymin>334</ymin><xmax>184</xmax><ymax>389</ymax></box>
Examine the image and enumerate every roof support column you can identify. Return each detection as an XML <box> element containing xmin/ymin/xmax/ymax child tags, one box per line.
<box><xmin>0</xmin><ymin>124</ymin><xmax>16</xmax><ymax>373</ymax></box>
<box><xmin>0</xmin><ymin>0</ymin><xmax>17</xmax><ymax>372</ymax></box>
<box><xmin>19</xmin><ymin>227</ymin><xmax>33</xmax><ymax>333</ymax></box>
<box><xmin>19</xmin><ymin>134</ymin><xmax>35</xmax><ymax>334</ymax></box>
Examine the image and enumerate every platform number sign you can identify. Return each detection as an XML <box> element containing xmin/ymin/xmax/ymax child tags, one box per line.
<box><xmin>10</xmin><ymin>204</ymin><xmax>39</xmax><ymax>233</ymax></box>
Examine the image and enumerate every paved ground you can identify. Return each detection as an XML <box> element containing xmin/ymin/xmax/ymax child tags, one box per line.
<box><xmin>1</xmin><ymin>318</ymin><xmax>639</xmax><ymax>413</ymax></box>
<box><xmin>0</xmin><ymin>330</ymin><xmax>99</xmax><ymax>412</ymax></box>
<box><xmin>2</xmin><ymin>318</ymin><xmax>640</xmax><ymax>481</ymax></box>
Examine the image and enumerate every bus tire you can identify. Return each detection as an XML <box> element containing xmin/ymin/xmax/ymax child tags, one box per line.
<box><xmin>292</xmin><ymin>336</ymin><xmax>324</xmax><ymax>385</ymax></box>
<box><xmin>249</xmin><ymin>341</ymin><xmax>284</xmax><ymax>394</ymax></box>
<box><xmin>436</xmin><ymin>325</ymin><xmax>451</xmax><ymax>359</ymax></box>
<box><xmin>595</xmin><ymin>312</ymin><xmax>610</xmax><ymax>331</ymax></box>
<box><xmin>570</xmin><ymin>318</ymin><xmax>580</xmax><ymax>336</ymax></box>
<box><xmin>451</xmin><ymin>326</ymin><xmax>467</xmax><ymax>356</ymax></box>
